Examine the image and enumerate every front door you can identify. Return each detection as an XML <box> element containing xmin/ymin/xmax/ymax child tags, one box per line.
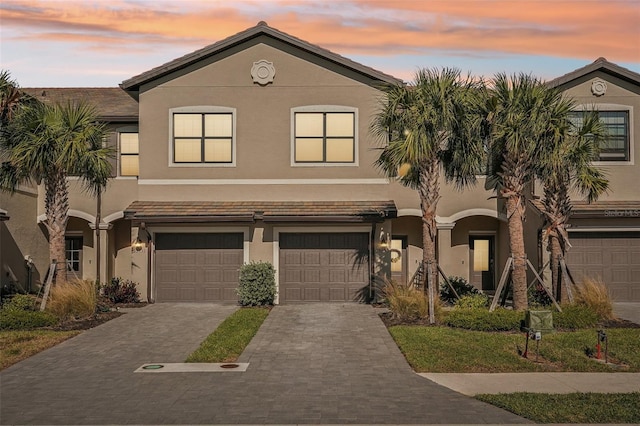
<box><xmin>390</xmin><ymin>237</ymin><xmax>407</xmax><ymax>284</ymax></box>
<box><xmin>470</xmin><ymin>236</ymin><xmax>495</xmax><ymax>290</ymax></box>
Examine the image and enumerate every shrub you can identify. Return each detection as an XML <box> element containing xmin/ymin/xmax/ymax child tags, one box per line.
<box><xmin>0</xmin><ymin>309</ymin><xmax>58</xmax><ymax>330</ymax></box>
<box><xmin>440</xmin><ymin>276</ymin><xmax>480</xmax><ymax>304</ymax></box>
<box><xmin>46</xmin><ymin>280</ymin><xmax>97</xmax><ymax>321</ymax></box>
<box><xmin>237</xmin><ymin>262</ymin><xmax>276</xmax><ymax>306</ymax></box>
<box><xmin>454</xmin><ymin>293</ymin><xmax>490</xmax><ymax>310</ymax></box>
<box><xmin>383</xmin><ymin>279</ymin><xmax>442</xmax><ymax>322</ymax></box>
<box><xmin>528</xmin><ymin>283</ymin><xmax>553</xmax><ymax>308</ymax></box>
<box><xmin>554</xmin><ymin>304</ymin><xmax>599</xmax><ymax>330</ymax></box>
<box><xmin>102</xmin><ymin>277</ymin><xmax>141</xmax><ymax>304</ymax></box>
<box><xmin>3</xmin><ymin>294</ymin><xmax>38</xmax><ymax>311</ymax></box>
<box><xmin>0</xmin><ymin>294</ymin><xmax>57</xmax><ymax>330</ymax></box>
<box><xmin>573</xmin><ymin>277</ymin><xmax>614</xmax><ymax>320</ymax></box>
<box><xmin>101</xmin><ymin>277</ymin><xmax>141</xmax><ymax>304</ymax></box>
<box><xmin>444</xmin><ymin>307</ymin><xmax>524</xmax><ymax>331</ymax></box>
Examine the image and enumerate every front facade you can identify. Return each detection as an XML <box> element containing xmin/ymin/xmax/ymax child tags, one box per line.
<box><xmin>1</xmin><ymin>24</ymin><xmax>638</xmax><ymax>302</ymax></box>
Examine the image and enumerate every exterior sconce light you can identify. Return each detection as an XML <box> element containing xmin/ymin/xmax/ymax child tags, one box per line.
<box><xmin>132</xmin><ymin>238</ymin><xmax>144</xmax><ymax>252</ymax></box>
<box><xmin>379</xmin><ymin>230</ymin><xmax>389</xmax><ymax>249</ymax></box>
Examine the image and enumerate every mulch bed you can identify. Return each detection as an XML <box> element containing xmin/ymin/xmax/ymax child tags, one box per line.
<box><xmin>46</xmin><ymin>302</ymin><xmax>148</xmax><ymax>331</ymax></box>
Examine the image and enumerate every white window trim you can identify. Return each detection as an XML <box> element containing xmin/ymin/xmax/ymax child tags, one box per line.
<box><xmin>290</xmin><ymin>105</ymin><xmax>359</xmax><ymax>167</ymax></box>
<box><xmin>116</xmin><ymin>126</ymin><xmax>139</xmax><ymax>178</ymax></box>
<box><xmin>168</xmin><ymin>106</ymin><xmax>237</xmax><ymax>168</ymax></box>
<box><xmin>573</xmin><ymin>103</ymin><xmax>634</xmax><ymax>166</ymax></box>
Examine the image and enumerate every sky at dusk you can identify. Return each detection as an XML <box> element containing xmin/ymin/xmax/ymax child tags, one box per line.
<box><xmin>1</xmin><ymin>0</ymin><xmax>639</xmax><ymax>88</ymax></box>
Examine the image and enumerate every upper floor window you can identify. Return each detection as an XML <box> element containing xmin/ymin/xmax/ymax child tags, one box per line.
<box><xmin>119</xmin><ymin>132</ymin><xmax>139</xmax><ymax>176</ymax></box>
<box><xmin>173</xmin><ymin>112</ymin><xmax>233</xmax><ymax>164</ymax></box>
<box><xmin>569</xmin><ymin>109</ymin><xmax>630</xmax><ymax>162</ymax></box>
<box><xmin>292</xmin><ymin>107</ymin><xmax>357</xmax><ymax>164</ymax></box>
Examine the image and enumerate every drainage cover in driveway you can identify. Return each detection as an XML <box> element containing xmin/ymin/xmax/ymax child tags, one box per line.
<box><xmin>135</xmin><ymin>363</ymin><xmax>248</xmax><ymax>373</ymax></box>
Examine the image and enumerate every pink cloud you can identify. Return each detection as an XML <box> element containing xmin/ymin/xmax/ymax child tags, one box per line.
<box><xmin>1</xmin><ymin>0</ymin><xmax>638</xmax><ymax>63</ymax></box>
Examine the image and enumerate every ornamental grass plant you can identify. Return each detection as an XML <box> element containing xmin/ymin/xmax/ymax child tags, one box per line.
<box><xmin>47</xmin><ymin>279</ymin><xmax>97</xmax><ymax>321</ymax></box>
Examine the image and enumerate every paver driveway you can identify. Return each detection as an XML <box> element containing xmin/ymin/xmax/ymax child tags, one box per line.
<box><xmin>0</xmin><ymin>303</ymin><xmax>528</xmax><ymax>424</ymax></box>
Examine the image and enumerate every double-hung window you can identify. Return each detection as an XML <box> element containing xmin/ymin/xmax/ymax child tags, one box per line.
<box><xmin>569</xmin><ymin>109</ymin><xmax>631</xmax><ymax>162</ymax></box>
<box><xmin>119</xmin><ymin>132</ymin><xmax>139</xmax><ymax>176</ymax></box>
<box><xmin>172</xmin><ymin>109</ymin><xmax>234</xmax><ymax>164</ymax></box>
<box><xmin>293</xmin><ymin>107</ymin><xmax>356</xmax><ymax>164</ymax></box>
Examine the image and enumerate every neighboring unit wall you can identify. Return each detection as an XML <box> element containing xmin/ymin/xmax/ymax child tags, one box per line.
<box><xmin>0</xmin><ymin>189</ymin><xmax>49</xmax><ymax>292</ymax></box>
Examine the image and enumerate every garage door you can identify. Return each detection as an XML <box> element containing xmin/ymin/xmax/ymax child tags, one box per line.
<box><xmin>155</xmin><ymin>233</ymin><xmax>243</xmax><ymax>302</ymax></box>
<box><xmin>566</xmin><ymin>232</ymin><xmax>640</xmax><ymax>301</ymax></box>
<box><xmin>279</xmin><ymin>233</ymin><xmax>369</xmax><ymax>303</ymax></box>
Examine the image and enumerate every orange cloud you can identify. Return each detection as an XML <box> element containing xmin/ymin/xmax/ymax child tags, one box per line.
<box><xmin>1</xmin><ymin>0</ymin><xmax>638</xmax><ymax>63</ymax></box>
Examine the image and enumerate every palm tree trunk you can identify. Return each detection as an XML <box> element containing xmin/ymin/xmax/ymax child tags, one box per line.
<box><xmin>548</xmin><ymin>233</ymin><xmax>565</xmax><ymax>302</ymax></box>
<box><xmin>44</xmin><ymin>170</ymin><xmax>69</xmax><ymax>284</ymax></box>
<box><xmin>418</xmin><ymin>159</ymin><xmax>440</xmax><ymax>320</ymax></box>
<box><xmin>504</xmin><ymin>194</ymin><xmax>528</xmax><ymax>310</ymax></box>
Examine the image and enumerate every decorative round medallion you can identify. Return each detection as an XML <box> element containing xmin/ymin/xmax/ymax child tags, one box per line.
<box><xmin>591</xmin><ymin>79</ymin><xmax>607</xmax><ymax>97</ymax></box>
<box><xmin>251</xmin><ymin>60</ymin><xmax>276</xmax><ymax>86</ymax></box>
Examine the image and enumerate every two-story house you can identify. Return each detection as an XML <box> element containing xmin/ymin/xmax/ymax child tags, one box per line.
<box><xmin>1</xmin><ymin>23</ymin><xmax>638</xmax><ymax>303</ymax></box>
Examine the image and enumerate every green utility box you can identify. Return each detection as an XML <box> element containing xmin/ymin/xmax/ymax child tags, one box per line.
<box><xmin>525</xmin><ymin>310</ymin><xmax>554</xmax><ymax>334</ymax></box>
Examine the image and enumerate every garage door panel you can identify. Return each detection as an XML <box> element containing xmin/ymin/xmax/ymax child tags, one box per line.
<box><xmin>279</xmin><ymin>233</ymin><xmax>369</xmax><ymax>303</ymax></box>
<box><xmin>304</xmin><ymin>269</ymin><xmax>321</xmax><ymax>283</ymax></box>
<box><xmin>567</xmin><ymin>232</ymin><xmax>640</xmax><ymax>302</ymax></box>
<box><xmin>155</xmin><ymin>233</ymin><xmax>243</xmax><ymax>302</ymax></box>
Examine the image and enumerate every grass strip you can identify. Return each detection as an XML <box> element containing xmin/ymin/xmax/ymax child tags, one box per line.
<box><xmin>186</xmin><ymin>307</ymin><xmax>269</xmax><ymax>363</ymax></box>
<box><xmin>476</xmin><ymin>392</ymin><xmax>640</xmax><ymax>423</ymax></box>
<box><xmin>388</xmin><ymin>326</ymin><xmax>640</xmax><ymax>372</ymax></box>
<box><xmin>1</xmin><ymin>330</ymin><xmax>80</xmax><ymax>370</ymax></box>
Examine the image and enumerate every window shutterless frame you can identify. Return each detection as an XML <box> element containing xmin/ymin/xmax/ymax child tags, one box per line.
<box><xmin>173</xmin><ymin>113</ymin><xmax>233</xmax><ymax>164</ymax></box>
<box><xmin>119</xmin><ymin>132</ymin><xmax>139</xmax><ymax>176</ymax></box>
<box><xmin>291</xmin><ymin>106</ymin><xmax>358</xmax><ymax>166</ymax></box>
<box><xmin>569</xmin><ymin>105</ymin><xmax>633</xmax><ymax>163</ymax></box>
<box><xmin>169</xmin><ymin>106</ymin><xmax>236</xmax><ymax>167</ymax></box>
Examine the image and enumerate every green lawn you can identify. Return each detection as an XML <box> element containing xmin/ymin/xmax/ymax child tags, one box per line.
<box><xmin>476</xmin><ymin>392</ymin><xmax>640</xmax><ymax>423</ymax></box>
<box><xmin>186</xmin><ymin>307</ymin><xmax>270</xmax><ymax>363</ymax></box>
<box><xmin>1</xmin><ymin>330</ymin><xmax>80</xmax><ymax>370</ymax></box>
<box><xmin>388</xmin><ymin>326</ymin><xmax>640</xmax><ymax>372</ymax></box>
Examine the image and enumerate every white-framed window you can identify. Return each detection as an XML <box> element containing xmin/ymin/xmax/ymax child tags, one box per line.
<box><xmin>291</xmin><ymin>106</ymin><xmax>357</xmax><ymax>165</ymax></box>
<box><xmin>169</xmin><ymin>106</ymin><xmax>236</xmax><ymax>166</ymax></box>
<box><xmin>65</xmin><ymin>236</ymin><xmax>82</xmax><ymax>274</ymax></box>
<box><xmin>570</xmin><ymin>104</ymin><xmax>633</xmax><ymax>163</ymax></box>
<box><xmin>119</xmin><ymin>132</ymin><xmax>139</xmax><ymax>176</ymax></box>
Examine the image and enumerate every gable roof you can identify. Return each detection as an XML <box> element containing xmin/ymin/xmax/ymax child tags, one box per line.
<box><xmin>121</xmin><ymin>21</ymin><xmax>402</xmax><ymax>92</ymax></box>
<box><xmin>21</xmin><ymin>88</ymin><xmax>138</xmax><ymax>122</ymax></box>
<box><xmin>547</xmin><ymin>57</ymin><xmax>640</xmax><ymax>89</ymax></box>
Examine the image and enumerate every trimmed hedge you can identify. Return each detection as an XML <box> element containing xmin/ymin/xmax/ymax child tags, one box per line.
<box><xmin>553</xmin><ymin>305</ymin><xmax>599</xmax><ymax>330</ymax></box>
<box><xmin>0</xmin><ymin>309</ymin><xmax>58</xmax><ymax>330</ymax></box>
<box><xmin>444</xmin><ymin>307</ymin><xmax>524</xmax><ymax>331</ymax></box>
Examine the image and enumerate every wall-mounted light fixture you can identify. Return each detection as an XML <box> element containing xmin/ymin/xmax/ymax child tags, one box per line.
<box><xmin>132</xmin><ymin>238</ymin><xmax>144</xmax><ymax>252</ymax></box>
<box><xmin>379</xmin><ymin>230</ymin><xmax>389</xmax><ymax>249</ymax></box>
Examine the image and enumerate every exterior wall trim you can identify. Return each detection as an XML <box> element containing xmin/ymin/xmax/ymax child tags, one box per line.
<box><xmin>398</xmin><ymin>208</ymin><xmax>499</xmax><ymax>222</ymax></box>
<box><xmin>37</xmin><ymin>209</ymin><xmax>95</xmax><ymax>224</ymax></box>
<box><xmin>137</xmin><ymin>178</ymin><xmax>389</xmax><ymax>185</ymax></box>
<box><xmin>103</xmin><ymin>211</ymin><xmax>125</xmax><ymax>224</ymax></box>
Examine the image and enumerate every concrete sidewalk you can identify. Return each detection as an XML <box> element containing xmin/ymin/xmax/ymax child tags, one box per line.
<box><xmin>419</xmin><ymin>372</ymin><xmax>640</xmax><ymax>396</ymax></box>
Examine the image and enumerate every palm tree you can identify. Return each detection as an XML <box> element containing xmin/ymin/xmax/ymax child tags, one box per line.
<box><xmin>373</xmin><ymin>68</ymin><xmax>485</xmax><ymax>321</ymax></box>
<box><xmin>536</xmin><ymin>107</ymin><xmax>608</xmax><ymax>301</ymax></box>
<box><xmin>1</xmin><ymin>98</ymin><xmax>112</xmax><ymax>284</ymax></box>
<box><xmin>484</xmin><ymin>73</ymin><xmax>574</xmax><ymax>310</ymax></box>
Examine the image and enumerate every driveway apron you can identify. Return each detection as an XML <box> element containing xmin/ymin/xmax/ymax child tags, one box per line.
<box><xmin>1</xmin><ymin>303</ymin><xmax>528</xmax><ymax>424</ymax></box>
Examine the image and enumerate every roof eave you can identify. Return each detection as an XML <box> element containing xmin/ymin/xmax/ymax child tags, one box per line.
<box><xmin>547</xmin><ymin>58</ymin><xmax>640</xmax><ymax>89</ymax></box>
<box><xmin>121</xmin><ymin>23</ymin><xmax>402</xmax><ymax>91</ymax></box>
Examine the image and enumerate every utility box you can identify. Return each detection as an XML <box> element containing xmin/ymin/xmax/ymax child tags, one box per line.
<box><xmin>525</xmin><ymin>310</ymin><xmax>554</xmax><ymax>335</ymax></box>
